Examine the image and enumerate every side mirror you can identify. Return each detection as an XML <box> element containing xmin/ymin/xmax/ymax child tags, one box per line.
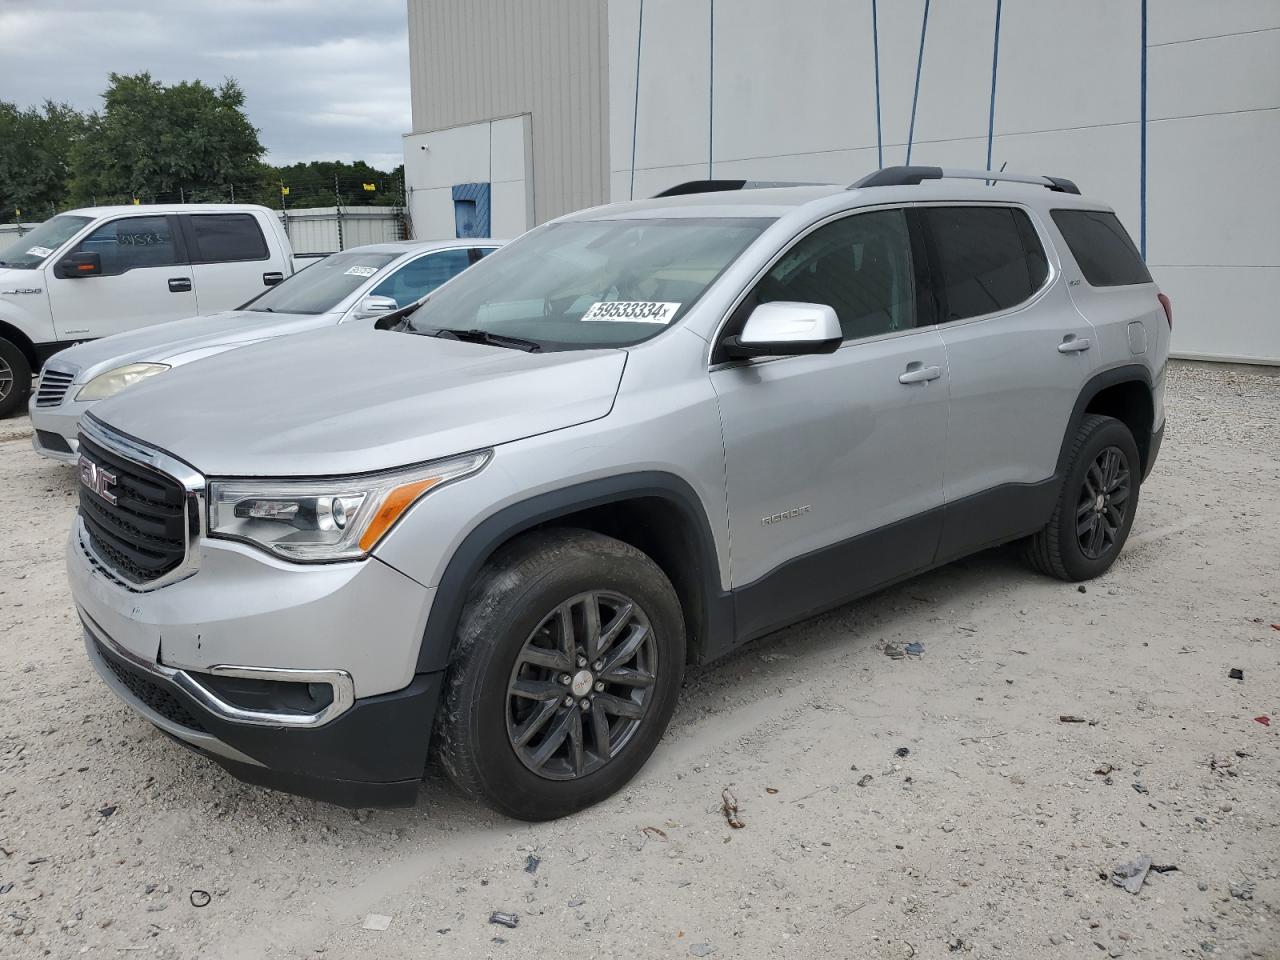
<box><xmin>721</xmin><ymin>301</ymin><xmax>842</xmax><ymax>359</ymax></box>
<box><xmin>57</xmin><ymin>252</ymin><xmax>101</xmax><ymax>278</ymax></box>
<box><xmin>353</xmin><ymin>295</ymin><xmax>398</xmax><ymax>319</ymax></box>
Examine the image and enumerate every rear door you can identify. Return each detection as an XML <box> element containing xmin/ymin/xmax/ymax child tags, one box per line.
<box><xmin>45</xmin><ymin>214</ymin><xmax>195</xmax><ymax>340</ymax></box>
<box><xmin>710</xmin><ymin>207</ymin><xmax>949</xmax><ymax>640</ymax></box>
<box><xmin>182</xmin><ymin>212</ymin><xmax>281</xmax><ymax>314</ymax></box>
<box><xmin>922</xmin><ymin>204</ymin><xmax>1097</xmax><ymax>558</ymax></box>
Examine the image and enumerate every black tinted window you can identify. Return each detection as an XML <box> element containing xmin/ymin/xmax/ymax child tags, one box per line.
<box><xmin>754</xmin><ymin>209</ymin><xmax>915</xmax><ymax>340</ymax></box>
<box><xmin>925</xmin><ymin>207</ymin><xmax>1047</xmax><ymax>322</ymax></box>
<box><xmin>74</xmin><ymin>216</ymin><xmax>181</xmax><ymax>275</ymax></box>
<box><xmin>1051</xmin><ymin>209</ymin><xmax>1151</xmax><ymax>286</ymax></box>
<box><xmin>188</xmin><ymin>213</ymin><xmax>268</xmax><ymax>263</ymax></box>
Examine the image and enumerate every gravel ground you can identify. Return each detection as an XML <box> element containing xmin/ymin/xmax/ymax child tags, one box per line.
<box><xmin>0</xmin><ymin>362</ymin><xmax>1277</xmax><ymax>960</ymax></box>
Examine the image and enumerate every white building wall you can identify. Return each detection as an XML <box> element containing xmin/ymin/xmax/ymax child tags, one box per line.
<box><xmin>607</xmin><ymin>0</ymin><xmax>1280</xmax><ymax>363</ymax></box>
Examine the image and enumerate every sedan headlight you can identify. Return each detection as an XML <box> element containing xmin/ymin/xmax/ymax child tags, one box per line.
<box><xmin>76</xmin><ymin>362</ymin><xmax>171</xmax><ymax>401</ymax></box>
<box><xmin>208</xmin><ymin>451</ymin><xmax>490</xmax><ymax>561</ymax></box>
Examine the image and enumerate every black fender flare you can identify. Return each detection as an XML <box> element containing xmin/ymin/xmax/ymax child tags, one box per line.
<box><xmin>1053</xmin><ymin>363</ymin><xmax>1154</xmax><ymax>478</ymax></box>
<box><xmin>414</xmin><ymin>471</ymin><xmax>731</xmax><ymax>673</ymax></box>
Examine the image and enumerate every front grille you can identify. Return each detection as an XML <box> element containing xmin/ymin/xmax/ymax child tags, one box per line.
<box><xmin>78</xmin><ymin>436</ymin><xmax>188</xmax><ymax>586</ymax></box>
<box><xmin>35</xmin><ymin>368</ymin><xmax>75</xmax><ymax>406</ymax></box>
<box><xmin>94</xmin><ymin>638</ymin><xmax>206</xmax><ymax>733</ymax></box>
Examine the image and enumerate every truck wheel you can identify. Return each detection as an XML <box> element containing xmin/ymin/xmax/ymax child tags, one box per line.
<box><xmin>0</xmin><ymin>338</ymin><xmax>32</xmax><ymax>418</ymax></box>
<box><xmin>1024</xmin><ymin>414</ymin><xmax>1141</xmax><ymax>582</ymax></box>
<box><xmin>434</xmin><ymin>528</ymin><xmax>685</xmax><ymax>821</ymax></box>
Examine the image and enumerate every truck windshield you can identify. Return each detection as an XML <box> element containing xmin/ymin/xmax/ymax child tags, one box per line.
<box><xmin>400</xmin><ymin>217</ymin><xmax>770</xmax><ymax>350</ymax></box>
<box><xmin>244</xmin><ymin>251</ymin><xmax>400</xmax><ymax>314</ymax></box>
<box><xmin>0</xmin><ymin>215</ymin><xmax>92</xmax><ymax>270</ymax></box>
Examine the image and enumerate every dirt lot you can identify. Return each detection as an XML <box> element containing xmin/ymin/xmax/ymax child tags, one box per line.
<box><xmin>0</xmin><ymin>362</ymin><xmax>1277</xmax><ymax>960</ymax></box>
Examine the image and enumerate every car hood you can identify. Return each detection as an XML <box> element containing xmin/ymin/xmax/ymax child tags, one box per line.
<box><xmin>90</xmin><ymin>324</ymin><xmax>628</xmax><ymax>476</ymax></box>
<box><xmin>45</xmin><ymin>310</ymin><xmax>339</xmax><ymax>380</ymax></box>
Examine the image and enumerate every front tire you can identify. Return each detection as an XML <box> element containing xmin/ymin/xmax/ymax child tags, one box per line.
<box><xmin>1024</xmin><ymin>414</ymin><xmax>1141</xmax><ymax>582</ymax></box>
<box><xmin>0</xmin><ymin>338</ymin><xmax>32</xmax><ymax>418</ymax></box>
<box><xmin>433</xmin><ymin>528</ymin><xmax>686</xmax><ymax>821</ymax></box>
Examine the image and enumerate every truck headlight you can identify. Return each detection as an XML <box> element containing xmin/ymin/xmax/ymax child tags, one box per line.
<box><xmin>208</xmin><ymin>451</ymin><xmax>490</xmax><ymax>561</ymax></box>
<box><xmin>76</xmin><ymin>363</ymin><xmax>171</xmax><ymax>401</ymax></box>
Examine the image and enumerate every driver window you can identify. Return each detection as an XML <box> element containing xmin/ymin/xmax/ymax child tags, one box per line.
<box><xmin>73</xmin><ymin>216</ymin><xmax>181</xmax><ymax>277</ymax></box>
<box><xmin>370</xmin><ymin>249</ymin><xmax>473</xmax><ymax>306</ymax></box>
<box><xmin>754</xmin><ymin>208</ymin><xmax>915</xmax><ymax>341</ymax></box>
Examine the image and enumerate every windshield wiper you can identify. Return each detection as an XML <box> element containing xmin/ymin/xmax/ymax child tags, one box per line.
<box><xmin>430</xmin><ymin>327</ymin><xmax>542</xmax><ymax>352</ymax></box>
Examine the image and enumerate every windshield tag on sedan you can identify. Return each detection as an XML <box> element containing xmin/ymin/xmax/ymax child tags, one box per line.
<box><xmin>25</xmin><ymin>245</ymin><xmax>53</xmax><ymax>257</ymax></box>
<box><xmin>581</xmin><ymin>301</ymin><xmax>681</xmax><ymax>324</ymax></box>
<box><xmin>344</xmin><ymin>265</ymin><xmax>379</xmax><ymax>278</ymax></box>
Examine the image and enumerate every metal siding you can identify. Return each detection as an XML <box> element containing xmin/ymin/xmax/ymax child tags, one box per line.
<box><xmin>407</xmin><ymin>0</ymin><xmax>608</xmax><ymax>225</ymax></box>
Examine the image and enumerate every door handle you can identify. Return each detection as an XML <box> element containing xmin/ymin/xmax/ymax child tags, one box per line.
<box><xmin>899</xmin><ymin>363</ymin><xmax>942</xmax><ymax>385</ymax></box>
<box><xmin>263</xmin><ymin>271</ymin><xmax>284</xmax><ymax>286</ymax></box>
<box><xmin>167</xmin><ymin>277</ymin><xmax>192</xmax><ymax>293</ymax></box>
<box><xmin>1058</xmin><ymin>336</ymin><xmax>1091</xmax><ymax>353</ymax></box>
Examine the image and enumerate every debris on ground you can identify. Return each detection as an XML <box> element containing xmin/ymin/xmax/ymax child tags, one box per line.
<box><xmin>189</xmin><ymin>890</ymin><xmax>211</xmax><ymax>908</ymax></box>
<box><xmin>905</xmin><ymin>641</ymin><xmax>925</xmax><ymax>657</ymax></box>
<box><xmin>1253</xmin><ymin>715</ymin><xmax>1271</xmax><ymax>726</ymax></box>
<box><xmin>641</xmin><ymin>825</ymin><xmax>668</xmax><ymax>841</ymax></box>
<box><xmin>1228</xmin><ymin>667</ymin><xmax>1244</xmax><ymax>681</ymax></box>
<box><xmin>0</xmin><ymin>882</ymin><xmax>14</xmax><ymax>895</ymax></box>
<box><xmin>689</xmin><ymin>944</ymin><xmax>716</xmax><ymax>957</ymax></box>
<box><xmin>1229</xmin><ymin>883</ymin><xmax>1254</xmax><ymax>901</ymax></box>
<box><xmin>1132</xmin><ymin>782</ymin><xmax>1149</xmax><ymax>795</ymax></box>
<box><xmin>489</xmin><ymin>911</ymin><xmax>519</xmax><ymax>928</ymax></box>
<box><xmin>1150</xmin><ymin>864</ymin><xmax>1179</xmax><ymax>874</ymax></box>
<box><xmin>1110</xmin><ymin>855</ymin><xmax>1153</xmax><ymax>894</ymax></box>
<box><xmin>856</xmin><ymin>774</ymin><xmax>873</xmax><ymax>787</ymax></box>
<box><xmin>883</xmin><ymin>642</ymin><xmax>905</xmax><ymax>660</ymax></box>
<box><xmin>567</xmin><ymin>898</ymin><xmax>585</xmax><ymax>908</ymax></box>
<box><xmin>720</xmin><ymin>789</ymin><xmax>745</xmax><ymax>829</ymax></box>
<box><xmin>765</xmin><ymin>787</ymin><xmax>779</xmax><ymax>795</ymax></box>
<box><xmin>524</xmin><ymin>854</ymin><xmax>540</xmax><ymax>874</ymax></box>
<box><xmin>97</xmin><ymin>806</ymin><xmax>116</xmax><ymax>818</ymax></box>
<box><xmin>1059</xmin><ymin>715</ymin><xmax>1089</xmax><ymax>724</ymax></box>
<box><xmin>1093</xmin><ymin>763</ymin><xmax>1115</xmax><ymax>776</ymax></box>
<box><xmin>1209</xmin><ymin>755</ymin><xmax>1238</xmax><ymax>777</ymax></box>
<box><xmin>1078</xmin><ymin>585</ymin><xmax>1087</xmax><ymax>593</ymax></box>
<box><xmin>895</xmin><ymin>747</ymin><xmax>910</xmax><ymax>758</ymax></box>
<box><xmin>361</xmin><ymin>914</ymin><xmax>393</xmax><ymax>931</ymax></box>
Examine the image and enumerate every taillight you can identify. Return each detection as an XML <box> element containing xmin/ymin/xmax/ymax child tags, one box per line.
<box><xmin>1157</xmin><ymin>292</ymin><xmax>1172</xmax><ymax>329</ymax></box>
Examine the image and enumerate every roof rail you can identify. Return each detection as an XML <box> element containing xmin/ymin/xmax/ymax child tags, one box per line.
<box><xmin>653</xmin><ymin>179</ymin><xmax>827</xmax><ymax>198</ymax></box>
<box><xmin>850</xmin><ymin>165</ymin><xmax>1080</xmax><ymax>195</ymax></box>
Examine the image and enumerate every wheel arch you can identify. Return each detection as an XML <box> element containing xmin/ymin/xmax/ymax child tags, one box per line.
<box><xmin>0</xmin><ymin>318</ymin><xmax>39</xmax><ymax>371</ymax></box>
<box><xmin>415</xmin><ymin>472</ymin><xmax>733</xmax><ymax>674</ymax></box>
<box><xmin>1057</xmin><ymin>364</ymin><xmax>1155</xmax><ymax>479</ymax></box>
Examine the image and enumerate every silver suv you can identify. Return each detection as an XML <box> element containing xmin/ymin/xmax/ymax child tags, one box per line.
<box><xmin>66</xmin><ymin>167</ymin><xmax>1169</xmax><ymax>820</ymax></box>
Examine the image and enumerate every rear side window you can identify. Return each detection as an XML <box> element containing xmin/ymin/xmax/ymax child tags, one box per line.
<box><xmin>1051</xmin><ymin>210</ymin><xmax>1152</xmax><ymax>287</ymax></box>
<box><xmin>187</xmin><ymin>214</ymin><xmax>269</xmax><ymax>264</ymax></box>
<box><xmin>924</xmin><ymin>207</ymin><xmax>1048</xmax><ymax>322</ymax></box>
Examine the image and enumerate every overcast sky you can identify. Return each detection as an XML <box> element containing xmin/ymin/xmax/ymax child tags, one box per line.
<box><xmin>0</xmin><ymin>0</ymin><xmax>411</xmax><ymax>171</ymax></box>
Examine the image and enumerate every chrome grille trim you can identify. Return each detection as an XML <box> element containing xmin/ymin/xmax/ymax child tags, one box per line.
<box><xmin>35</xmin><ymin>367</ymin><xmax>76</xmax><ymax>407</ymax></box>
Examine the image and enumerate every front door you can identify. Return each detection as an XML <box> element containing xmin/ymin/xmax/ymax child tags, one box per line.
<box><xmin>46</xmin><ymin>214</ymin><xmax>195</xmax><ymax>340</ymax></box>
<box><xmin>710</xmin><ymin>207</ymin><xmax>950</xmax><ymax>641</ymax></box>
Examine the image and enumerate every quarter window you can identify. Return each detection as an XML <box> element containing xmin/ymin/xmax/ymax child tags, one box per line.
<box><xmin>924</xmin><ymin>207</ymin><xmax>1048</xmax><ymax>322</ymax></box>
<box><xmin>752</xmin><ymin>208</ymin><xmax>916</xmax><ymax>341</ymax></box>
<box><xmin>187</xmin><ymin>214</ymin><xmax>269</xmax><ymax>263</ymax></box>
<box><xmin>72</xmin><ymin>216</ymin><xmax>182</xmax><ymax>276</ymax></box>
<box><xmin>1050</xmin><ymin>209</ymin><xmax>1152</xmax><ymax>287</ymax></box>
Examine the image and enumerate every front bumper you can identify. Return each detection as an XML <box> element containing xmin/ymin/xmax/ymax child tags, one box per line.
<box><xmin>30</xmin><ymin>397</ymin><xmax>89</xmax><ymax>464</ymax></box>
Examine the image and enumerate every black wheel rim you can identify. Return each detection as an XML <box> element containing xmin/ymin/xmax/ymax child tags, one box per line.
<box><xmin>506</xmin><ymin>590</ymin><xmax>657</xmax><ymax>781</ymax></box>
<box><xmin>1076</xmin><ymin>445</ymin><xmax>1131</xmax><ymax>560</ymax></box>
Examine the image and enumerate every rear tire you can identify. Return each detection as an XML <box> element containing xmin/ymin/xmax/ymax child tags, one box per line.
<box><xmin>1024</xmin><ymin>414</ymin><xmax>1141</xmax><ymax>582</ymax></box>
<box><xmin>0</xmin><ymin>338</ymin><xmax>32</xmax><ymax>418</ymax></box>
<box><xmin>433</xmin><ymin>527</ymin><xmax>685</xmax><ymax>821</ymax></box>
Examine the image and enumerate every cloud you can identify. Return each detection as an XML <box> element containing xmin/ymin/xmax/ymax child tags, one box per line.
<box><xmin>0</xmin><ymin>0</ymin><xmax>411</xmax><ymax>170</ymax></box>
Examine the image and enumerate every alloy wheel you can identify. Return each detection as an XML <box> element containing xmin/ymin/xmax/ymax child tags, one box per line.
<box><xmin>0</xmin><ymin>355</ymin><xmax>12</xmax><ymax>401</ymax></box>
<box><xmin>1076</xmin><ymin>445</ymin><xmax>1130</xmax><ymax>560</ymax></box>
<box><xmin>506</xmin><ymin>590</ymin><xmax>657</xmax><ymax>780</ymax></box>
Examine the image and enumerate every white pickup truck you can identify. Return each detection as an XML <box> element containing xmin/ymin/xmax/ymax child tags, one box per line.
<box><xmin>0</xmin><ymin>204</ymin><xmax>313</xmax><ymax>416</ymax></box>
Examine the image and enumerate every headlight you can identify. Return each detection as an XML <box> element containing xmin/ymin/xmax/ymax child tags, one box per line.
<box><xmin>208</xmin><ymin>451</ymin><xmax>490</xmax><ymax>561</ymax></box>
<box><xmin>76</xmin><ymin>363</ymin><xmax>170</xmax><ymax>401</ymax></box>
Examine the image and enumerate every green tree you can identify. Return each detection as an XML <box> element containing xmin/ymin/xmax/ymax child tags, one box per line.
<box><xmin>70</xmin><ymin>72</ymin><xmax>265</xmax><ymax>204</ymax></box>
<box><xmin>0</xmin><ymin>100</ymin><xmax>87</xmax><ymax>219</ymax></box>
<box><xmin>267</xmin><ymin>159</ymin><xmax>405</xmax><ymax>208</ymax></box>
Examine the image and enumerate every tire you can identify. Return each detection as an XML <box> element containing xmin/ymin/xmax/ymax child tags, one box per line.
<box><xmin>1024</xmin><ymin>414</ymin><xmax>1141</xmax><ymax>582</ymax></box>
<box><xmin>433</xmin><ymin>527</ymin><xmax>686</xmax><ymax>821</ymax></box>
<box><xmin>0</xmin><ymin>338</ymin><xmax>32</xmax><ymax>419</ymax></box>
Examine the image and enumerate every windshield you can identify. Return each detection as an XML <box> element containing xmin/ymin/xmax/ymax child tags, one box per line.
<box><xmin>0</xmin><ymin>215</ymin><xmax>91</xmax><ymax>270</ymax></box>
<box><xmin>399</xmin><ymin>218</ymin><xmax>770</xmax><ymax>350</ymax></box>
<box><xmin>245</xmin><ymin>250</ymin><xmax>400</xmax><ymax>314</ymax></box>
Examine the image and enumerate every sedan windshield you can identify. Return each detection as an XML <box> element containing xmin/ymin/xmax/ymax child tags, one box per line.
<box><xmin>245</xmin><ymin>251</ymin><xmax>400</xmax><ymax>314</ymax></box>
<box><xmin>400</xmin><ymin>218</ymin><xmax>770</xmax><ymax>350</ymax></box>
<box><xmin>0</xmin><ymin>215</ymin><xmax>91</xmax><ymax>269</ymax></box>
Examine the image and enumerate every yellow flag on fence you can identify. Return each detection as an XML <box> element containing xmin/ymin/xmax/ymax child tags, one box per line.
<box><xmin>280</xmin><ymin>185</ymin><xmax>290</xmax><ymax>196</ymax></box>
<box><xmin>132</xmin><ymin>197</ymin><xmax>140</xmax><ymax>205</ymax></box>
<box><xmin>362</xmin><ymin>182</ymin><xmax>376</xmax><ymax>192</ymax></box>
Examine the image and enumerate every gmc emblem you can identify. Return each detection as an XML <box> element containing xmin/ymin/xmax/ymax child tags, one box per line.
<box><xmin>78</xmin><ymin>456</ymin><xmax>118</xmax><ymax>506</ymax></box>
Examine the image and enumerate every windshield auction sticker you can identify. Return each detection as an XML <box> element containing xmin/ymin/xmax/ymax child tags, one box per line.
<box><xmin>581</xmin><ymin>301</ymin><xmax>681</xmax><ymax>324</ymax></box>
<box><xmin>344</xmin><ymin>265</ymin><xmax>379</xmax><ymax>278</ymax></box>
<box><xmin>25</xmin><ymin>245</ymin><xmax>53</xmax><ymax>258</ymax></box>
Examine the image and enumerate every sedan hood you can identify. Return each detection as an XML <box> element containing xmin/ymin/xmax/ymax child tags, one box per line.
<box><xmin>90</xmin><ymin>324</ymin><xmax>627</xmax><ymax>476</ymax></box>
<box><xmin>45</xmin><ymin>310</ymin><xmax>338</xmax><ymax>380</ymax></box>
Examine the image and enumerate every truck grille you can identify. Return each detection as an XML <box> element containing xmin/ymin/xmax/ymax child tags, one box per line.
<box><xmin>94</xmin><ymin>638</ymin><xmax>206</xmax><ymax>733</ymax></box>
<box><xmin>78</xmin><ymin>436</ymin><xmax>188</xmax><ymax>586</ymax></box>
<box><xmin>35</xmin><ymin>368</ymin><xmax>75</xmax><ymax>406</ymax></box>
